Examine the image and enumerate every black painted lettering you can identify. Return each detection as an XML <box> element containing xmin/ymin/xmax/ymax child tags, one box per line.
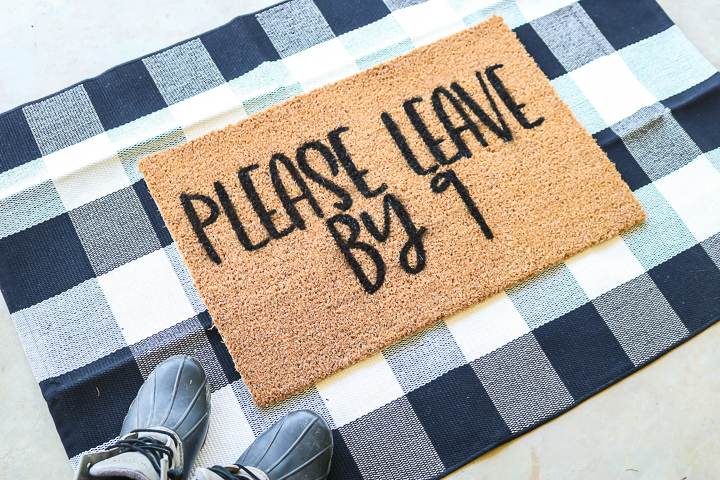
<box><xmin>360</xmin><ymin>194</ymin><xmax>428</xmax><ymax>274</ymax></box>
<box><xmin>381</xmin><ymin>112</ymin><xmax>439</xmax><ymax>176</ymax></box>
<box><xmin>327</xmin><ymin>214</ymin><xmax>386</xmax><ymax>294</ymax></box>
<box><xmin>430</xmin><ymin>169</ymin><xmax>494</xmax><ymax>240</ymax></box>
<box><xmin>432</xmin><ymin>86</ymin><xmax>487</xmax><ymax>161</ymax></box>
<box><xmin>404</xmin><ymin>97</ymin><xmax>455</xmax><ymax>166</ymax></box>
<box><xmin>485</xmin><ymin>64</ymin><xmax>544</xmax><ymax>129</ymax></box>
<box><xmin>213</xmin><ymin>181</ymin><xmax>270</xmax><ymax>252</ymax></box>
<box><xmin>329</xmin><ymin>126</ymin><xmax>387</xmax><ymax>199</ymax></box>
<box><xmin>180</xmin><ymin>193</ymin><xmax>222</xmax><ymax>264</ymax></box>
<box><xmin>451</xmin><ymin>75</ymin><xmax>513</xmax><ymax>142</ymax></box>
<box><xmin>270</xmin><ymin>153</ymin><xmax>323</xmax><ymax>229</ymax></box>
<box><xmin>237</xmin><ymin>164</ymin><xmax>295</xmax><ymax>240</ymax></box>
<box><xmin>296</xmin><ymin>141</ymin><xmax>353</xmax><ymax>211</ymax></box>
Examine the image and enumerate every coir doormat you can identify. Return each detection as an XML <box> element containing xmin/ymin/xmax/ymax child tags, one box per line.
<box><xmin>140</xmin><ymin>17</ymin><xmax>644</xmax><ymax>407</ymax></box>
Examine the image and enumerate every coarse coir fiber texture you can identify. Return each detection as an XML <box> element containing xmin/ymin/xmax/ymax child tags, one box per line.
<box><xmin>139</xmin><ymin>16</ymin><xmax>645</xmax><ymax>408</ymax></box>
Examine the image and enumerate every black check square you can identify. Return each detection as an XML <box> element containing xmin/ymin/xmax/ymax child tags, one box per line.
<box><xmin>84</xmin><ymin>60</ymin><xmax>168</xmax><ymax>131</ymax></box>
<box><xmin>663</xmin><ymin>73</ymin><xmax>720</xmax><ymax>154</ymax></box>
<box><xmin>0</xmin><ymin>108</ymin><xmax>41</xmax><ymax>173</ymax></box>
<box><xmin>202</xmin><ymin>15</ymin><xmax>281</xmax><ymax>82</ymax></box>
<box><xmin>407</xmin><ymin>364</ymin><xmax>510</xmax><ymax>468</ymax></box>
<box><xmin>580</xmin><ymin>0</ymin><xmax>673</xmax><ymax>50</ymax></box>
<box><xmin>327</xmin><ymin>431</ymin><xmax>363</xmax><ymax>480</ymax></box>
<box><xmin>649</xmin><ymin>244</ymin><xmax>720</xmax><ymax>334</ymax></box>
<box><xmin>39</xmin><ymin>347</ymin><xmax>144</xmax><ymax>458</ymax></box>
<box><xmin>0</xmin><ymin>213</ymin><xmax>95</xmax><ymax>313</ymax></box>
<box><xmin>315</xmin><ymin>0</ymin><xmax>391</xmax><ymax>36</ymax></box>
<box><xmin>534</xmin><ymin>303</ymin><xmax>634</xmax><ymax>400</ymax></box>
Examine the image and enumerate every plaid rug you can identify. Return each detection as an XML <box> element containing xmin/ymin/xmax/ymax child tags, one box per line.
<box><xmin>1</xmin><ymin>0</ymin><xmax>720</xmax><ymax>478</ymax></box>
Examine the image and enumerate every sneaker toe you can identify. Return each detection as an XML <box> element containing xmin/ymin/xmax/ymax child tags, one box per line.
<box><xmin>237</xmin><ymin>410</ymin><xmax>333</xmax><ymax>480</ymax></box>
<box><xmin>122</xmin><ymin>355</ymin><xmax>211</xmax><ymax>478</ymax></box>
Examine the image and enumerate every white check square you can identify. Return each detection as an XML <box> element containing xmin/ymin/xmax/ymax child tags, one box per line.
<box><xmin>98</xmin><ymin>249</ymin><xmax>195</xmax><ymax>345</ymax></box>
<box><xmin>194</xmin><ymin>385</ymin><xmax>256</xmax><ymax>467</ymax></box>
<box><xmin>43</xmin><ymin>133</ymin><xmax>130</xmax><ymax>210</ymax></box>
<box><xmin>43</xmin><ymin>133</ymin><xmax>116</xmax><ymax>179</ymax></box>
<box><xmin>565</xmin><ymin>235</ymin><xmax>646</xmax><ymax>300</ymax></box>
<box><xmin>570</xmin><ymin>52</ymin><xmax>657</xmax><ymax>126</ymax></box>
<box><xmin>283</xmin><ymin>38</ymin><xmax>360</xmax><ymax>93</ymax></box>
<box><xmin>654</xmin><ymin>155</ymin><xmax>720</xmax><ymax>242</ymax></box>
<box><xmin>392</xmin><ymin>0</ymin><xmax>466</xmax><ymax>47</ymax></box>
<box><xmin>445</xmin><ymin>291</ymin><xmax>530</xmax><ymax>361</ymax></box>
<box><xmin>169</xmin><ymin>84</ymin><xmax>247</xmax><ymax>141</ymax></box>
<box><xmin>316</xmin><ymin>352</ymin><xmax>404</xmax><ymax>427</ymax></box>
<box><xmin>107</xmin><ymin>109</ymin><xmax>180</xmax><ymax>152</ymax></box>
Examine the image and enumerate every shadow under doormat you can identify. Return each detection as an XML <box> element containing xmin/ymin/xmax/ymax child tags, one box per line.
<box><xmin>1</xmin><ymin>0</ymin><xmax>720</xmax><ymax>479</ymax></box>
<box><xmin>140</xmin><ymin>17</ymin><xmax>645</xmax><ymax>408</ymax></box>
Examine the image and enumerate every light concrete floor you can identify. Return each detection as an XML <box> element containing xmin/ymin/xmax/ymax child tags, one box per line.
<box><xmin>0</xmin><ymin>1</ymin><xmax>719</xmax><ymax>478</ymax></box>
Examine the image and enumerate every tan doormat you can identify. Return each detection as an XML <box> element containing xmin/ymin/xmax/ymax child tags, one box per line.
<box><xmin>139</xmin><ymin>16</ymin><xmax>645</xmax><ymax>408</ymax></box>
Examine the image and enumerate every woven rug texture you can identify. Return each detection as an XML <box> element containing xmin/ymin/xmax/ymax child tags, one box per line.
<box><xmin>1</xmin><ymin>0</ymin><xmax>720</xmax><ymax>479</ymax></box>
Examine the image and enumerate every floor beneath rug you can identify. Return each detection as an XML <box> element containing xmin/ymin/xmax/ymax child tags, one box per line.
<box><xmin>0</xmin><ymin>0</ymin><xmax>718</xmax><ymax>478</ymax></box>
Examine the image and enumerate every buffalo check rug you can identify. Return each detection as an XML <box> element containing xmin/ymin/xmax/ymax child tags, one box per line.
<box><xmin>2</xmin><ymin>0</ymin><xmax>720</xmax><ymax>478</ymax></box>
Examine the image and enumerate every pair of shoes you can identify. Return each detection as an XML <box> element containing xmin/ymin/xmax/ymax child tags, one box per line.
<box><xmin>73</xmin><ymin>356</ymin><xmax>333</xmax><ymax>480</ymax></box>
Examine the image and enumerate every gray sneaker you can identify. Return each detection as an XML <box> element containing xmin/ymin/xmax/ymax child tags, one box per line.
<box><xmin>194</xmin><ymin>410</ymin><xmax>333</xmax><ymax>480</ymax></box>
<box><xmin>73</xmin><ymin>355</ymin><xmax>212</xmax><ymax>480</ymax></box>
